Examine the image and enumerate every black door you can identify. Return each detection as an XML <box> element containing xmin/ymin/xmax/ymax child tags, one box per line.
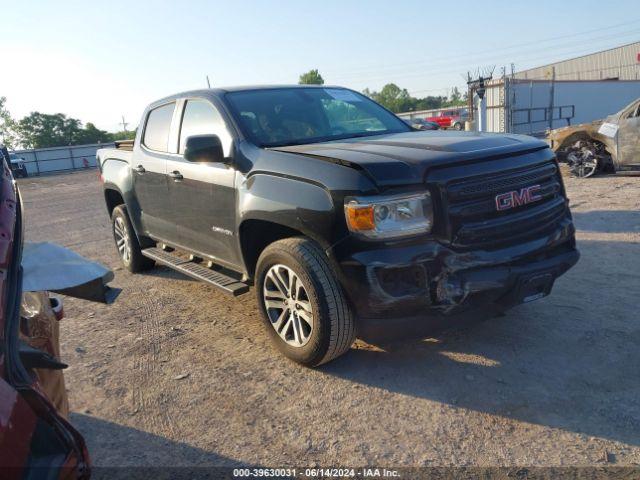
<box><xmin>133</xmin><ymin>102</ymin><xmax>176</xmax><ymax>240</ymax></box>
<box><xmin>166</xmin><ymin>98</ymin><xmax>240</xmax><ymax>268</ymax></box>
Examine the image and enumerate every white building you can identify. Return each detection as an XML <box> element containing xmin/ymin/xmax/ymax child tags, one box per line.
<box><xmin>474</xmin><ymin>42</ymin><xmax>640</xmax><ymax>135</ymax></box>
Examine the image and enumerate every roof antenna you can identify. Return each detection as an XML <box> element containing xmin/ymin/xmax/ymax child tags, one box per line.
<box><xmin>206</xmin><ymin>75</ymin><xmax>211</xmax><ymax>88</ymax></box>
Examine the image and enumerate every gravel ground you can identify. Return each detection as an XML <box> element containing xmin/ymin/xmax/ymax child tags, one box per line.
<box><xmin>18</xmin><ymin>169</ymin><xmax>640</xmax><ymax>468</ymax></box>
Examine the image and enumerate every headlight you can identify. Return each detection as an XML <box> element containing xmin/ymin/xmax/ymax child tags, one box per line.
<box><xmin>344</xmin><ymin>192</ymin><xmax>433</xmax><ymax>239</ymax></box>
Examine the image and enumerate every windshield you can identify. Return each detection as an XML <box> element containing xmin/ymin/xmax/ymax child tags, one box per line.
<box><xmin>225</xmin><ymin>87</ymin><xmax>411</xmax><ymax>148</ymax></box>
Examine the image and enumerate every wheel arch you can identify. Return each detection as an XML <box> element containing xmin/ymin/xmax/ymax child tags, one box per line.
<box><xmin>239</xmin><ymin>218</ymin><xmax>333</xmax><ymax>279</ymax></box>
<box><xmin>554</xmin><ymin>131</ymin><xmax>615</xmax><ymax>163</ymax></box>
<box><xmin>555</xmin><ymin>131</ymin><xmax>595</xmax><ymax>151</ymax></box>
<box><xmin>237</xmin><ymin>173</ymin><xmax>340</xmax><ymax>278</ymax></box>
<box><xmin>555</xmin><ymin>132</ymin><xmax>617</xmax><ymax>173</ymax></box>
<box><xmin>103</xmin><ymin>184</ymin><xmax>152</xmax><ymax>247</ymax></box>
<box><xmin>104</xmin><ymin>186</ymin><xmax>125</xmax><ymax>216</ymax></box>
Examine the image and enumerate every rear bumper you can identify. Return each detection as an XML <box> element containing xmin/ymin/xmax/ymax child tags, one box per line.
<box><xmin>331</xmin><ymin>218</ymin><xmax>579</xmax><ymax>340</ymax></box>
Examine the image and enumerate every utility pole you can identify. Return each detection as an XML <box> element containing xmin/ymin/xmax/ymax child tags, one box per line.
<box><xmin>466</xmin><ymin>66</ymin><xmax>495</xmax><ymax>132</ymax></box>
<box><xmin>548</xmin><ymin>66</ymin><xmax>556</xmax><ymax>131</ymax></box>
<box><xmin>206</xmin><ymin>75</ymin><xmax>211</xmax><ymax>88</ymax></box>
<box><xmin>120</xmin><ymin>116</ymin><xmax>128</xmax><ymax>133</ymax></box>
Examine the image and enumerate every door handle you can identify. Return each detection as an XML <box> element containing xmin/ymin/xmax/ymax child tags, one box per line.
<box><xmin>169</xmin><ymin>170</ymin><xmax>183</xmax><ymax>181</ymax></box>
<box><xmin>133</xmin><ymin>165</ymin><xmax>145</xmax><ymax>173</ymax></box>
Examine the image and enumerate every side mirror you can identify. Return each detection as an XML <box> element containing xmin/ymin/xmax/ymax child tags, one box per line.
<box><xmin>184</xmin><ymin>134</ymin><xmax>225</xmax><ymax>163</ymax></box>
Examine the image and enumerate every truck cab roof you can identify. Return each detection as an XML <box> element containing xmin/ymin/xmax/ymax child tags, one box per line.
<box><xmin>150</xmin><ymin>85</ymin><xmax>347</xmax><ymax>107</ymax></box>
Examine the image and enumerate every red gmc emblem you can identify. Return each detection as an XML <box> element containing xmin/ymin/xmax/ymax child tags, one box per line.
<box><xmin>495</xmin><ymin>185</ymin><xmax>542</xmax><ymax>211</ymax></box>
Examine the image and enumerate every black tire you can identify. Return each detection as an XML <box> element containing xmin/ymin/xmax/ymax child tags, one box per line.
<box><xmin>111</xmin><ymin>205</ymin><xmax>155</xmax><ymax>273</ymax></box>
<box><xmin>453</xmin><ymin>122</ymin><xmax>463</xmax><ymax>131</ymax></box>
<box><xmin>255</xmin><ymin>237</ymin><xmax>355</xmax><ymax>367</ymax></box>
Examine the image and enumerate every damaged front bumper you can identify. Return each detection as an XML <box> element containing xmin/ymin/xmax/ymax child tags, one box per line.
<box><xmin>333</xmin><ymin>219</ymin><xmax>579</xmax><ymax>340</ymax></box>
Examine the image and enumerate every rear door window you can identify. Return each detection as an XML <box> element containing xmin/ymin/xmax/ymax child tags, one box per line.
<box><xmin>143</xmin><ymin>102</ymin><xmax>176</xmax><ymax>152</ymax></box>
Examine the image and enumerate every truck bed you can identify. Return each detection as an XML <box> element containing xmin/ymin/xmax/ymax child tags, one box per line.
<box><xmin>114</xmin><ymin>139</ymin><xmax>134</xmax><ymax>151</ymax></box>
<box><xmin>96</xmin><ymin>147</ymin><xmax>132</xmax><ymax>166</ymax></box>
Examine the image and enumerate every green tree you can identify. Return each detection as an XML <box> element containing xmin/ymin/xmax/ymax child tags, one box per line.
<box><xmin>450</xmin><ymin>87</ymin><xmax>462</xmax><ymax>103</ymax></box>
<box><xmin>364</xmin><ymin>83</ymin><xmax>416</xmax><ymax>113</ymax></box>
<box><xmin>363</xmin><ymin>84</ymin><xmax>462</xmax><ymax>113</ymax></box>
<box><xmin>0</xmin><ymin>97</ymin><xmax>18</xmax><ymax>149</ymax></box>
<box><xmin>414</xmin><ymin>95</ymin><xmax>447</xmax><ymax>111</ymax></box>
<box><xmin>4</xmin><ymin>99</ymin><xmax>135</xmax><ymax>148</ymax></box>
<box><xmin>16</xmin><ymin>112</ymin><xmax>85</xmax><ymax>148</ymax></box>
<box><xmin>298</xmin><ymin>69</ymin><xmax>324</xmax><ymax>85</ymax></box>
<box><xmin>15</xmin><ymin>113</ymin><xmax>119</xmax><ymax>148</ymax></box>
<box><xmin>443</xmin><ymin>86</ymin><xmax>466</xmax><ymax>107</ymax></box>
<box><xmin>76</xmin><ymin>122</ymin><xmax>113</xmax><ymax>144</ymax></box>
<box><xmin>111</xmin><ymin>129</ymin><xmax>136</xmax><ymax>141</ymax></box>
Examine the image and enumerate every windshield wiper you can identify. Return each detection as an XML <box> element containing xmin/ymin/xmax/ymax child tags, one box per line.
<box><xmin>266</xmin><ymin>131</ymin><xmax>392</xmax><ymax>148</ymax></box>
<box><xmin>267</xmin><ymin>139</ymin><xmax>320</xmax><ymax>148</ymax></box>
<box><xmin>338</xmin><ymin>131</ymin><xmax>387</xmax><ymax>140</ymax></box>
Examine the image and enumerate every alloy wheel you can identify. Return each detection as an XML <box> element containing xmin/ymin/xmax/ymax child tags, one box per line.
<box><xmin>263</xmin><ymin>264</ymin><xmax>314</xmax><ymax>347</ymax></box>
<box><xmin>113</xmin><ymin>216</ymin><xmax>131</xmax><ymax>263</ymax></box>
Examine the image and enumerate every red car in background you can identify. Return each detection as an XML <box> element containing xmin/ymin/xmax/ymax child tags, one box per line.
<box><xmin>0</xmin><ymin>145</ymin><xmax>118</xmax><ymax>479</ymax></box>
<box><xmin>0</xmin><ymin>147</ymin><xmax>90</xmax><ymax>479</ymax></box>
<box><xmin>425</xmin><ymin>108</ymin><xmax>468</xmax><ymax>130</ymax></box>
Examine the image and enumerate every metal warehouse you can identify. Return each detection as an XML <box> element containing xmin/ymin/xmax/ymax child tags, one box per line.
<box><xmin>472</xmin><ymin>41</ymin><xmax>640</xmax><ymax>136</ymax></box>
<box><xmin>515</xmin><ymin>41</ymin><xmax>640</xmax><ymax>81</ymax></box>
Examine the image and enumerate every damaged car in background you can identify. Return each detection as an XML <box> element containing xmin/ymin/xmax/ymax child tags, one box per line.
<box><xmin>0</xmin><ymin>145</ymin><xmax>119</xmax><ymax>479</ymax></box>
<box><xmin>548</xmin><ymin>97</ymin><xmax>640</xmax><ymax>178</ymax></box>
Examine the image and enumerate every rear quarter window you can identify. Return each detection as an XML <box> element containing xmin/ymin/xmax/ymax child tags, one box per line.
<box><xmin>143</xmin><ymin>102</ymin><xmax>175</xmax><ymax>152</ymax></box>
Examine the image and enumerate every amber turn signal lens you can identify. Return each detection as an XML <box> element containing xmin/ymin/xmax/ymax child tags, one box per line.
<box><xmin>345</xmin><ymin>205</ymin><xmax>375</xmax><ymax>231</ymax></box>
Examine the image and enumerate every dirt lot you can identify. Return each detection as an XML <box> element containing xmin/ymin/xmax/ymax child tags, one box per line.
<box><xmin>18</xmin><ymin>169</ymin><xmax>640</xmax><ymax>468</ymax></box>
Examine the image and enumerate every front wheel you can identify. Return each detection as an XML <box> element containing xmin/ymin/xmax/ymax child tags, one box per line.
<box><xmin>453</xmin><ymin>122</ymin><xmax>463</xmax><ymax>131</ymax></box>
<box><xmin>111</xmin><ymin>205</ymin><xmax>155</xmax><ymax>273</ymax></box>
<box><xmin>255</xmin><ymin>237</ymin><xmax>355</xmax><ymax>367</ymax></box>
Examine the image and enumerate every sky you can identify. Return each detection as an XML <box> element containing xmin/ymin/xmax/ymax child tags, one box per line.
<box><xmin>1</xmin><ymin>0</ymin><xmax>639</xmax><ymax>132</ymax></box>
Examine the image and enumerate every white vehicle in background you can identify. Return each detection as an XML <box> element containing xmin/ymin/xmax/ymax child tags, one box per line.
<box><xmin>8</xmin><ymin>152</ymin><xmax>28</xmax><ymax>178</ymax></box>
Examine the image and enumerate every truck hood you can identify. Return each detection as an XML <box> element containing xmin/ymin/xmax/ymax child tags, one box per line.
<box><xmin>272</xmin><ymin>131</ymin><xmax>548</xmax><ymax>187</ymax></box>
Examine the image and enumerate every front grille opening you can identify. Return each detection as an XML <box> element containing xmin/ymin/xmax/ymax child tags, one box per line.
<box><xmin>444</xmin><ymin>161</ymin><xmax>568</xmax><ymax>249</ymax></box>
<box><xmin>447</xmin><ymin>163</ymin><xmax>558</xmax><ymax>200</ymax></box>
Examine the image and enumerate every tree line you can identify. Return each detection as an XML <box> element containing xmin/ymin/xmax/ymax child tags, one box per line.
<box><xmin>298</xmin><ymin>69</ymin><xmax>467</xmax><ymax>113</ymax></box>
<box><xmin>0</xmin><ymin>96</ymin><xmax>134</xmax><ymax>150</ymax></box>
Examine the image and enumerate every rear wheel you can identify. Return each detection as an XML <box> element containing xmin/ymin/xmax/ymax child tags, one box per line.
<box><xmin>256</xmin><ymin>237</ymin><xmax>355</xmax><ymax>367</ymax></box>
<box><xmin>111</xmin><ymin>205</ymin><xmax>155</xmax><ymax>273</ymax></box>
<box><xmin>453</xmin><ymin>122</ymin><xmax>463</xmax><ymax>131</ymax></box>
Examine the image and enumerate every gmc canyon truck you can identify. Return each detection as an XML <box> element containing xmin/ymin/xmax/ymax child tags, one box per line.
<box><xmin>98</xmin><ymin>85</ymin><xmax>579</xmax><ymax>366</ymax></box>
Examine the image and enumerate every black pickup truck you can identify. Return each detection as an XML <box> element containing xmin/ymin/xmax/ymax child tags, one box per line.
<box><xmin>98</xmin><ymin>85</ymin><xmax>579</xmax><ymax>366</ymax></box>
